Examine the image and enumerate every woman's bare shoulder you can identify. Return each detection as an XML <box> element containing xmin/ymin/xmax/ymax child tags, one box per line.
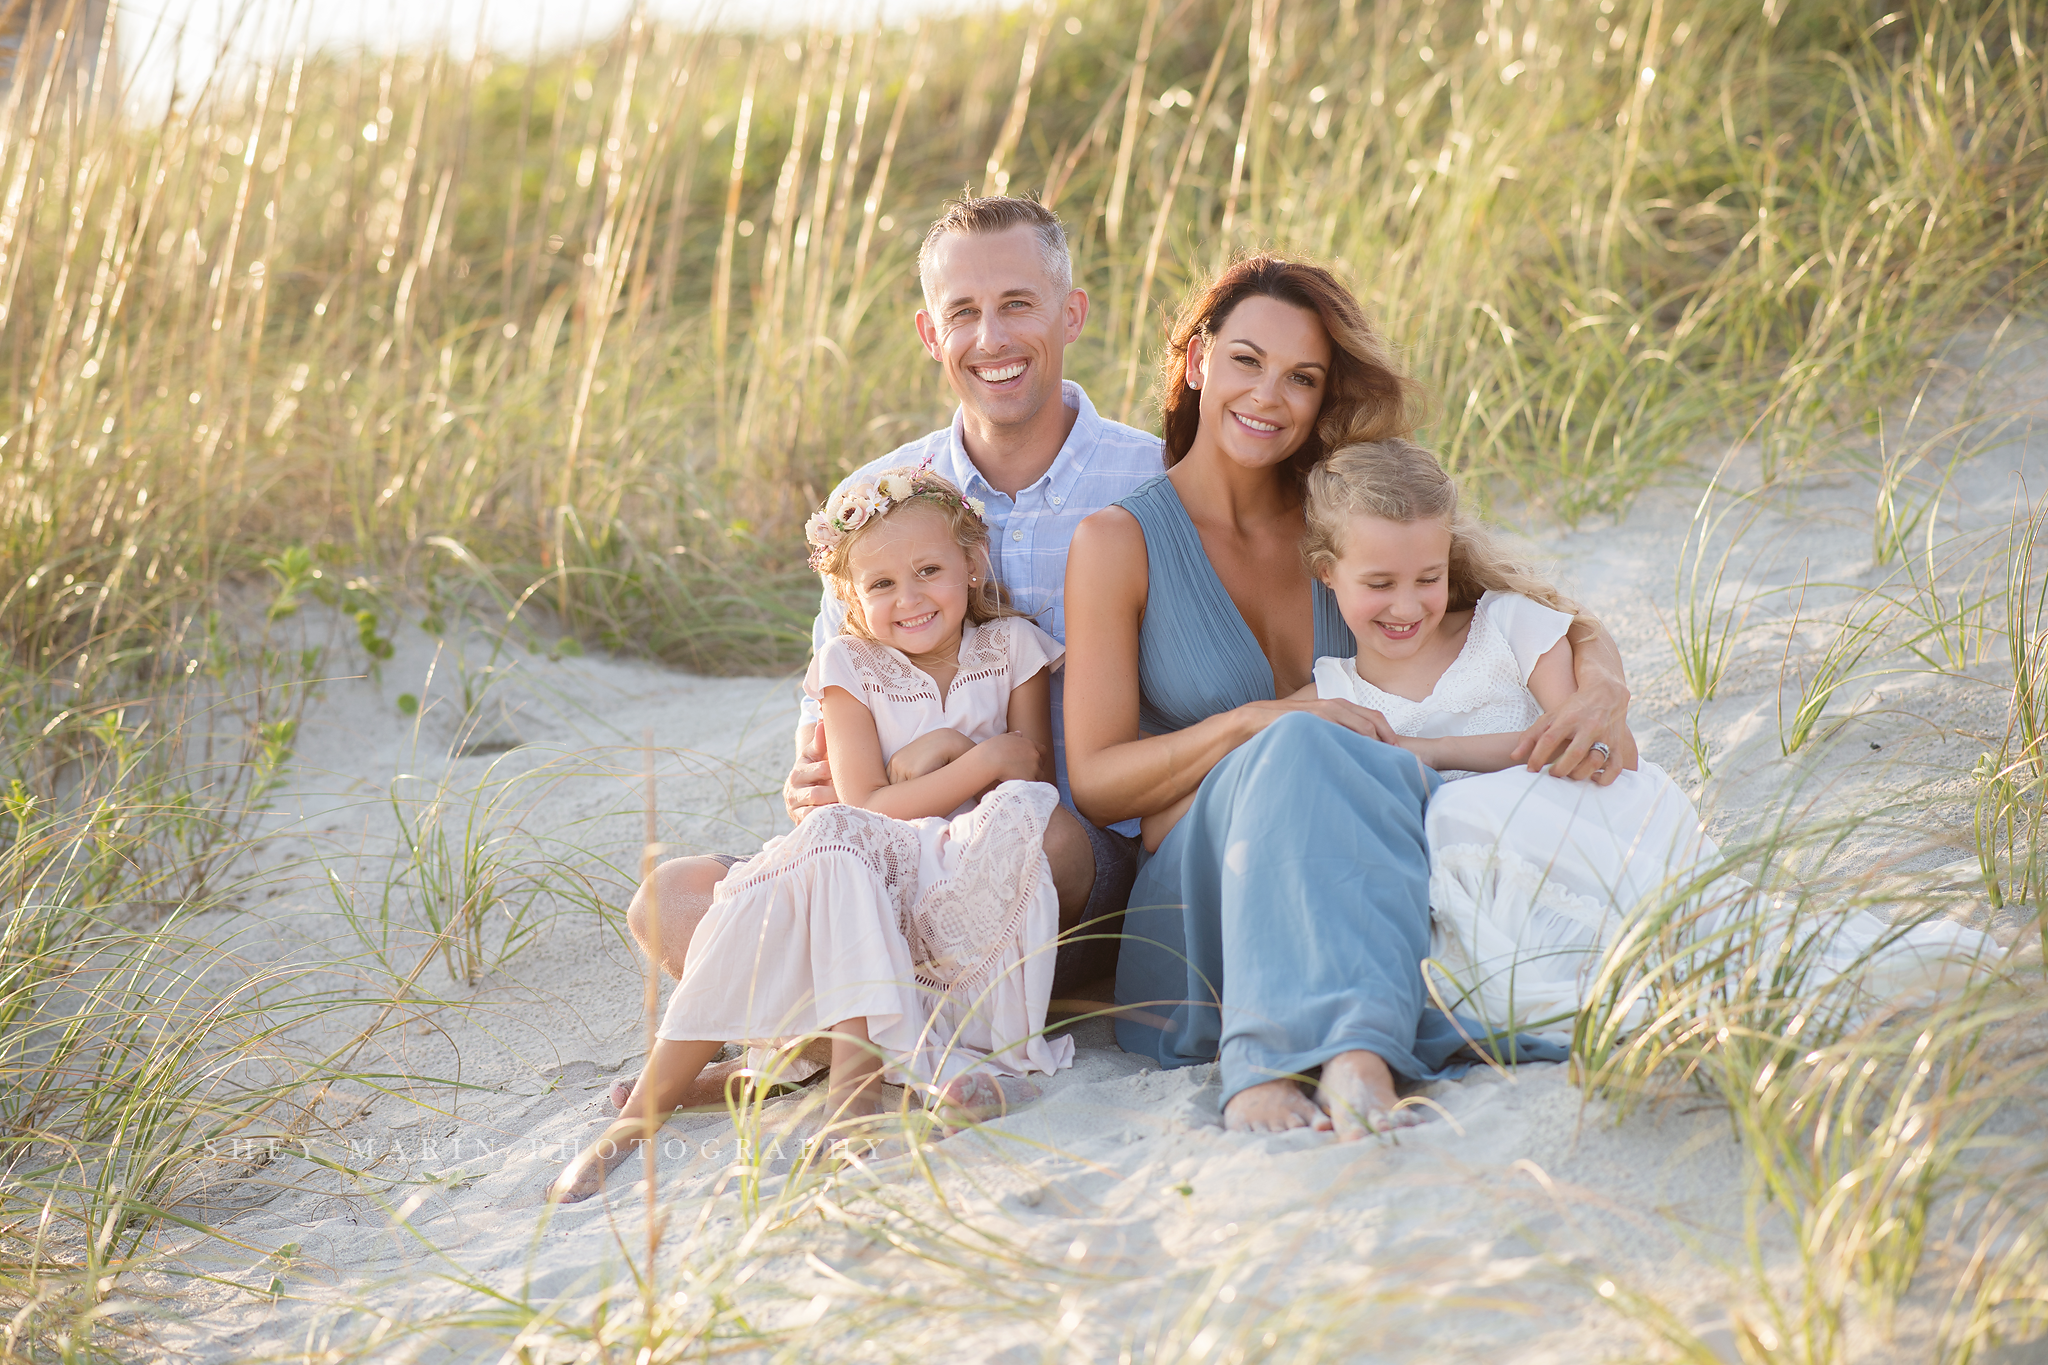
<box><xmin>1068</xmin><ymin>506</ymin><xmax>1148</xmax><ymax>610</ymax></box>
<box><xmin>1071</xmin><ymin>504</ymin><xmax>1146</xmax><ymax>562</ymax></box>
<box><xmin>1076</xmin><ymin>501</ymin><xmax>1141</xmax><ymax>536</ymax></box>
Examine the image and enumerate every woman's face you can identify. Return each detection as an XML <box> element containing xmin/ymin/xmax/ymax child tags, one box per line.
<box><xmin>1187</xmin><ymin>295</ymin><xmax>1332</xmax><ymax>474</ymax></box>
<box><xmin>1321</xmin><ymin>512</ymin><xmax>1453</xmax><ymax>668</ymax></box>
<box><xmin>842</xmin><ymin>502</ymin><xmax>975</xmax><ymax>657</ymax></box>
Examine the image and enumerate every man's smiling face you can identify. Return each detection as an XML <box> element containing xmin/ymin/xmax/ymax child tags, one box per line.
<box><xmin>915</xmin><ymin>225</ymin><xmax>1085</xmax><ymax>433</ymax></box>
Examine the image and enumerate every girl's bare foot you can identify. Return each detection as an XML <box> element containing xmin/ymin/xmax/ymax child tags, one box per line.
<box><xmin>822</xmin><ymin>1017</ymin><xmax>888</xmax><ymax>1127</ymax></box>
<box><xmin>1315</xmin><ymin>1050</ymin><xmax>1422</xmax><ymax>1141</ymax></box>
<box><xmin>1222</xmin><ymin>1076</ymin><xmax>1332</xmax><ymax>1133</ymax></box>
<box><xmin>824</xmin><ymin>1081</ymin><xmax>888</xmax><ymax>1122</ymax></box>
<box><xmin>547</xmin><ymin>1127</ymin><xmax>642</xmax><ymax>1204</ymax></box>
<box><xmin>932</xmin><ymin>1073</ymin><xmax>1040</xmax><ymax>1134</ymax></box>
<box><xmin>606</xmin><ymin>1054</ymin><xmax>751</xmax><ymax>1115</ymax></box>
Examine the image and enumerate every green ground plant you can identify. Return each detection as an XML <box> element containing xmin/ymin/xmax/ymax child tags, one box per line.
<box><xmin>4</xmin><ymin>0</ymin><xmax>2048</xmax><ymax>1358</ymax></box>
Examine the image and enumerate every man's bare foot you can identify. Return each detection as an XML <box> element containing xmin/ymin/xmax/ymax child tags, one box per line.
<box><xmin>547</xmin><ymin>1131</ymin><xmax>641</xmax><ymax>1204</ymax></box>
<box><xmin>1315</xmin><ymin>1050</ymin><xmax>1422</xmax><ymax>1141</ymax></box>
<box><xmin>931</xmin><ymin>1073</ymin><xmax>1040</xmax><ymax>1134</ymax></box>
<box><xmin>1222</xmin><ymin>1077</ymin><xmax>1332</xmax><ymax>1133</ymax></box>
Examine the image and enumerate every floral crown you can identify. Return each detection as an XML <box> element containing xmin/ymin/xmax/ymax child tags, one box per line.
<box><xmin>804</xmin><ymin>464</ymin><xmax>988</xmax><ymax>571</ymax></box>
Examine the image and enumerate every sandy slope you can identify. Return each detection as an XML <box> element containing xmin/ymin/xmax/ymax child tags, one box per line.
<box><xmin>125</xmin><ymin>342</ymin><xmax>2045</xmax><ymax>1362</ymax></box>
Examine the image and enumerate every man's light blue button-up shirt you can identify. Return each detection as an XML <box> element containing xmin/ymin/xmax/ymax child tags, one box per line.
<box><xmin>803</xmin><ymin>380</ymin><xmax>1164</xmax><ymax>819</ymax></box>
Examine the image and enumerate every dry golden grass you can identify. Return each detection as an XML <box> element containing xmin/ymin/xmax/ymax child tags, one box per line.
<box><xmin>3</xmin><ymin>0</ymin><xmax>2047</xmax><ymax>1359</ymax></box>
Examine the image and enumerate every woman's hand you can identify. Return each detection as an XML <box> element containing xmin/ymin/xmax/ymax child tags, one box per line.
<box><xmin>1236</xmin><ymin>696</ymin><xmax>1402</xmax><ymax>746</ymax></box>
<box><xmin>1511</xmin><ymin>686</ymin><xmax>1637</xmax><ymax>783</ymax></box>
<box><xmin>1514</xmin><ymin>620</ymin><xmax>1636</xmax><ymax>785</ymax></box>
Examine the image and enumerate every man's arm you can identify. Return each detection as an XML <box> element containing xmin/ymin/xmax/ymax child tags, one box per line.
<box><xmin>783</xmin><ymin>581</ymin><xmax>844</xmax><ymax>822</ymax></box>
<box><xmin>1509</xmin><ymin>616</ymin><xmax>1637</xmax><ymax>786</ymax></box>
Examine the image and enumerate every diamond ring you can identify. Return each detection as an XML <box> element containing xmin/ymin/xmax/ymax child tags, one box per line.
<box><xmin>1590</xmin><ymin>741</ymin><xmax>1611</xmax><ymax>761</ymax></box>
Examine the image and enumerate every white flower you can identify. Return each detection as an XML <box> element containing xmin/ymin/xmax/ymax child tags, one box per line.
<box><xmin>841</xmin><ymin>486</ymin><xmax>883</xmax><ymax>530</ymax></box>
<box><xmin>879</xmin><ymin>472</ymin><xmax>916</xmax><ymax>501</ymax></box>
<box><xmin>964</xmin><ymin>496</ymin><xmax>987</xmax><ymax>518</ymax></box>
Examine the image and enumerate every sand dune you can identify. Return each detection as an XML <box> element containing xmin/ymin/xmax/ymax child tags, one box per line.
<box><xmin>127</xmin><ymin>343</ymin><xmax>2045</xmax><ymax>1362</ymax></box>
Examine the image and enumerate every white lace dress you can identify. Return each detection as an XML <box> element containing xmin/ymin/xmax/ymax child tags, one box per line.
<box><xmin>658</xmin><ymin>617</ymin><xmax>1075</xmax><ymax>1090</ymax></box>
<box><xmin>1315</xmin><ymin>591</ymin><xmax>1996</xmax><ymax>1043</ymax></box>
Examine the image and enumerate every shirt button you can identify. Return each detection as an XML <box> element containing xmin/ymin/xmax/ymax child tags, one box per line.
<box><xmin>1011</xmin><ymin>530</ymin><xmax>1023</xmax><ymax>541</ymax></box>
<box><xmin>1051</xmin><ymin>494</ymin><xmax>1063</xmax><ymax>506</ymax></box>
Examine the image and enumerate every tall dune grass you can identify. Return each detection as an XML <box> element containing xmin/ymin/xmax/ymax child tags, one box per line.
<box><xmin>3</xmin><ymin>0</ymin><xmax>2047</xmax><ymax>1358</ymax></box>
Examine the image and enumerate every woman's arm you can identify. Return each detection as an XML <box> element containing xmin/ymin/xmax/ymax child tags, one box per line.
<box><xmin>820</xmin><ymin>687</ymin><xmax>1040</xmax><ymax>820</ymax></box>
<box><xmin>1063</xmin><ymin>508</ymin><xmax>1401</xmax><ymax>833</ymax></box>
<box><xmin>1510</xmin><ymin>616</ymin><xmax>1637</xmax><ymax>783</ymax></box>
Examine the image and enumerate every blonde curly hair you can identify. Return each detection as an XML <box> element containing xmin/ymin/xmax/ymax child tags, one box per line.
<box><xmin>807</xmin><ymin>469</ymin><xmax>1028</xmax><ymax>641</ymax></box>
<box><xmin>1302</xmin><ymin>438</ymin><xmax>1584</xmax><ymax>625</ymax></box>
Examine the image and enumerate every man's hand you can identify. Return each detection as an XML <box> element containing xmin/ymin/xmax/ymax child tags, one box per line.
<box><xmin>783</xmin><ymin>723</ymin><xmax>837</xmax><ymax>823</ymax></box>
<box><xmin>1511</xmin><ymin>674</ymin><xmax>1637</xmax><ymax>784</ymax></box>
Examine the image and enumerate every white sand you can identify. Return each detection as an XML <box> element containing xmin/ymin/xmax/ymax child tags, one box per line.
<box><xmin>123</xmin><ymin>341</ymin><xmax>2046</xmax><ymax>1362</ymax></box>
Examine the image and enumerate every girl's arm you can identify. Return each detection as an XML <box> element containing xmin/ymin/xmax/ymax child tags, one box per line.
<box><xmin>1394</xmin><ymin>639</ymin><xmax>1596</xmax><ymax>775</ymax></box>
<box><xmin>820</xmin><ymin>685</ymin><xmax>1043</xmax><ymax>820</ymax></box>
<box><xmin>1003</xmin><ymin>667</ymin><xmax>1058</xmax><ymax>784</ymax></box>
<box><xmin>1063</xmin><ymin>507</ymin><xmax>1401</xmax><ymax>833</ymax></box>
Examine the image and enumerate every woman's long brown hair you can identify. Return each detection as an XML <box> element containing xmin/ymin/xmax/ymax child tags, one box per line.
<box><xmin>1154</xmin><ymin>253</ymin><xmax>1421</xmax><ymax>480</ymax></box>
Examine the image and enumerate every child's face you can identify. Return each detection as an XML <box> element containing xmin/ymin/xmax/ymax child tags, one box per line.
<box><xmin>843</xmin><ymin>502</ymin><xmax>976</xmax><ymax>655</ymax></box>
<box><xmin>1321</xmin><ymin>512</ymin><xmax>1453</xmax><ymax>666</ymax></box>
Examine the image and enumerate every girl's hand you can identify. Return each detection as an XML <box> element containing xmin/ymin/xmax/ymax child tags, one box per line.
<box><xmin>1237</xmin><ymin>696</ymin><xmax>1401</xmax><ymax>746</ymax></box>
<box><xmin>972</xmin><ymin>731</ymin><xmax>1049</xmax><ymax>785</ymax></box>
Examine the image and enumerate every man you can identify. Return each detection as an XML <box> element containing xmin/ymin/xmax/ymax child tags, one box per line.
<box><xmin>616</xmin><ymin>194</ymin><xmax>1636</xmax><ymax>1107</ymax></box>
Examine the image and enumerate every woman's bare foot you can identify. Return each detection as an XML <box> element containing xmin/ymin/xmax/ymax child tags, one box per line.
<box><xmin>932</xmin><ymin>1073</ymin><xmax>1040</xmax><ymax>1134</ymax></box>
<box><xmin>1315</xmin><ymin>1050</ymin><xmax>1422</xmax><ymax>1141</ymax></box>
<box><xmin>1222</xmin><ymin>1076</ymin><xmax>1332</xmax><ymax>1133</ymax></box>
<box><xmin>608</xmin><ymin>1077</ymin><xmax>635</xmax><ymax>1112</ymax></box>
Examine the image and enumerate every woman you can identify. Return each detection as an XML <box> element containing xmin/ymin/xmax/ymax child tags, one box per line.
<box><xmin>1063</xmin><ymin>256</ymin><xmax>1631</xmax><ymax>1139</ymax></box>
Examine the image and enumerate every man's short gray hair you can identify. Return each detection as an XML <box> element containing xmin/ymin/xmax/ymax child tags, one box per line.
<box><xmin>916</xmin><ymin>193</ymin><xmax>1073</xmax><ymax>310</ymax></box>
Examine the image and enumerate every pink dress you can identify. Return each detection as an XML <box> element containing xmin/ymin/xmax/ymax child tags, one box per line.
<box><xmin>657</xmin><ymin>617</ymin><xmax>1075</xmax><ymax>1090</ymax></box>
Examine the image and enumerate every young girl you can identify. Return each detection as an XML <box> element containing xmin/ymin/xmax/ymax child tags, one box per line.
<box><xmin>1301</xmin><ymin>438</ymin><xmax>1996</xmax><ymax>1042</ymax></box>
<box><xmin>551</xmin><ymin>468</ymin><xmax>1077</xmax><ymax>1202</ymax></box>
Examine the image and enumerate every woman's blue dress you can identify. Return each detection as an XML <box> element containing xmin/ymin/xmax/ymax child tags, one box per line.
<box><xmin>1109</xmin><ymin>474</ymin><xmax>1565</xmax><ymax>1105</ymax></box>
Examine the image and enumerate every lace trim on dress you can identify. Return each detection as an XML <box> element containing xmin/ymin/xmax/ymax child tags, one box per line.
<box><xmin>834</xmin><ymin>620</ymin><xmax>1014</xmax><ymax>708</ymax></box>
<box><xmin>716</xmin><ymin>805</ymin><xmax>924</xmax><ymax>925</ymax></box>
<box><xmin>950</xmin><ymin>617</ymin><xmax>1014</xmax><ymax>697</ymax></box>
<box><xmin>713</xmin><ymin>782</ymin><xmax>1057</xmax><ymax>1001</ymax></box>
<box><xmin>903</xmin><ymin>780</ymin><xmax>1058</xmax><ymax>994</ymax></box>
<box><xmin>834</xmin><ymin>637</ymin><xmax>941</xmax><ymax>706</ymax></box>
<box><xmin>1344</xmin><ymin>597</ymin><xmax>1546</xmax><ymax>747</ymax></box>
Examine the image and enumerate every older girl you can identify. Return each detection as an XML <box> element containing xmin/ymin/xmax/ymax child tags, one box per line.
<box><xmin>1304</xmin><ymin>437</ymin><xmax>1998</xmax><ymax>1039</ymax></box>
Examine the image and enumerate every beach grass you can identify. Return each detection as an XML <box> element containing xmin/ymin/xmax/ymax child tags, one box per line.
<box><xmin>4</xmin><ymin>0</ymin><xmax>2048</xmax><ymax>1358</ymax></box>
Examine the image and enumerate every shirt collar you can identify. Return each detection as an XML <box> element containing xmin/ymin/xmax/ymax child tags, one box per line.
<box><xmin>943</xmin><ymin>381</ymin><xmax>1102</xmax><ymax>502</ymax></box>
